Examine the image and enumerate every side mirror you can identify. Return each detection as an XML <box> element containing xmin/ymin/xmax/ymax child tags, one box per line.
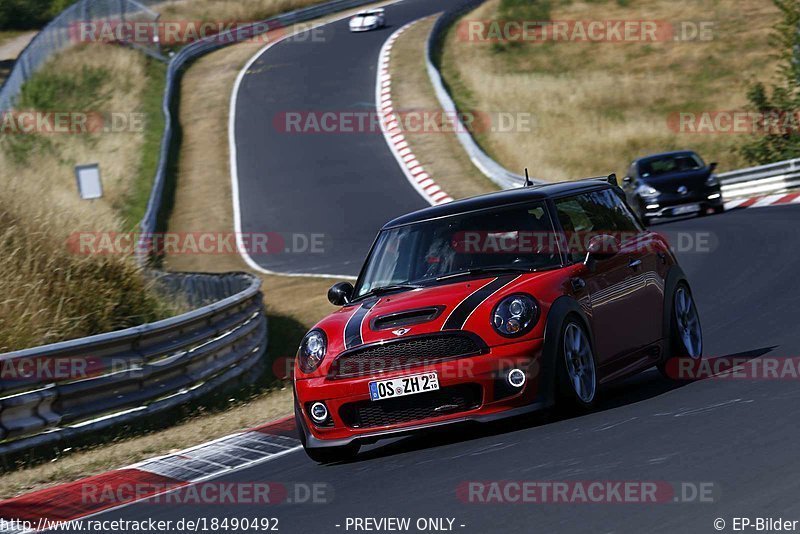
<box><xmin>584</xmin><ymin>234</ymin><xmax>620</xmax><ymax>271</ymax></box>
<box><xmin>708</xmin><ymin>162</ymin><xmax>718</xmax><ymax>172</ymax></box>
<box><xmin>328</xmin><ymin>281</ymin><xmax>354</xmax><ymax>306</ymax></box>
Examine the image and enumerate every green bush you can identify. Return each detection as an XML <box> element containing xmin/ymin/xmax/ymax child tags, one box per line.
<box><xmin>740</xmin><ymin>0</ymin><xmax>800</xmax><ymax>164</ymax></box>
<box><xmin>0</xmin><ymin>0</ymin><xmax>75</xmax><ymax>30</ymax></box>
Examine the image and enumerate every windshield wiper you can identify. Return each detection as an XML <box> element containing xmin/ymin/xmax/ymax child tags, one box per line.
<box><xmin>435</xmin><ymin>267</ymin><xmax>535</xmax><ymax>281</ymax></box>
<box><xmin>353</xmin><ymin>284</ymin><xmax>422</xmax><ymax>301</ymax></box>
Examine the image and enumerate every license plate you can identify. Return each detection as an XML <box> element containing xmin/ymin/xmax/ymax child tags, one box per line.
<box><xmin>369</xmin><ymin>372</ymin><xmax>439</xmax><ymax>401</ymax></box>
<box><xmin>672</xmin><ymin>204</ymin><xmax>700</xmax><ymax>215</ymax></box>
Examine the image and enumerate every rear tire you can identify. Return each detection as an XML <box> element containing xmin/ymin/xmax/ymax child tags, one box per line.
<box><xmin>555</xmin><ymin>318</ymin><xmax>598</xmax><ymax>411</ymax></box>
<box><xmin>658</xmin><ymin>282</ymin><xmax>703</xmax><ymax>380</ymax></box>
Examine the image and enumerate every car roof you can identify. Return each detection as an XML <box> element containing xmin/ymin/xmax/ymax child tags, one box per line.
<box><xmin>634</xmin><ymin>150</ymin><xmax>699</xmax><ymax>163</ymax></box>
<box><xmin>382</xmin><ymin>179</ymin><xmax>612</xmax><ymax>228</ymax></box>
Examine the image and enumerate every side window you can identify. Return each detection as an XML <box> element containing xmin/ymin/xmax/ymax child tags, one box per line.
<box><xmin>591</xmin><ymin>189</ymin><xmax>641</xmax><ymax>234</ymax></box>
<box><xmin>554</xmin><ymin>194</ymin><xmax>599</xmax><ymax>263</ymax></box>
<box><xmin>554</xmin><ymin>189</ymin><xmax>641</xmax><ymax>263</ymax></box>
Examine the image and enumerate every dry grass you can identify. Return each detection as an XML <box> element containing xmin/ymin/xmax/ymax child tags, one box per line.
<box><xmin>442</xmin><ymin>0</ymin><xmax>783</xmax><ymax>180</ymax></box>
<box><xmin>0</xmin><ymin>45</ymin><xmax>175</xmax><ymax>352</ymax></box>
<box><xmin>154</xmin><ymin>0</ymin><xmax>329</xmax><ymax>23</ymax></box>
<box><xmin>0</xmin><ymin>2</ymin><xmax>397</xmax><ymax>497</ymax></box>
<box><xmin>389</xmin><ymin>16</ymin><xmax>496</xmax><ymax>199</ymax></box>
<box><xmin>3</xmin><ymin>45</ymin><xmax>150</xmax><ymax>212</ymax></box>
<box><xmin>0</xmin><ymin>388</ymin><xmax>294</xmax><ymax>499</ymax></box>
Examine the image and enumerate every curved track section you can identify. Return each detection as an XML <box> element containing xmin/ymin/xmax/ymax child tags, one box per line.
<box><xmin>232</xmin><ymin>0</ymin><xmax>472</xmax><ymax>277</ymax></box>
<box><xmin>85</xmin><ymin>211</ymin><xmax>800</xmax><ymax>533</ymax></box>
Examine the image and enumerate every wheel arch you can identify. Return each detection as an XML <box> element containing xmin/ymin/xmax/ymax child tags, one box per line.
<box><xmin>661</xmin><ymin>264</ymin><xmax>690</xmax><ymax>361</ymax></box>
<box><xmin>540</xmin><ymin>296</ymin><xmax>595</xmax><ymax>407</ymax></box>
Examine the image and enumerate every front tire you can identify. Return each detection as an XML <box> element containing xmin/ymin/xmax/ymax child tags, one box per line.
<box><xmin>556</xmin><ymin>319</ymin><xmax>598</xmax><ymax>411</ymax></box>
<box><xmin>658</xmin><ymin>282</ymin><xmax>703</xmax><ymax>380</ymax></box>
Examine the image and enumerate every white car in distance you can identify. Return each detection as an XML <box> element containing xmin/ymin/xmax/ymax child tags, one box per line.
<box><xmin>349</xmin><ymin>9</ymin><xmax>386</xmax><ymax>32</ymax></box>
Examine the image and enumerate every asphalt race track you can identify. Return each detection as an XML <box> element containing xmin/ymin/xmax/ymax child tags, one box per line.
<box><xmin>234</xmin><ymin>0</ymin><xmax>475</xmax><ymax>277</ymax></box>
<box><xmin>89</xmin><ymin>1</ymin><xmax>800</xmax><ymax>532</ymax></box>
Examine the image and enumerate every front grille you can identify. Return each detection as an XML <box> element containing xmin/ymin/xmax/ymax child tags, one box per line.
<box><xmin>339</xmin><ymin>384</ymin><xmax>482</xmax><ymax>429</ymax></box>
<box><xmin>329</xmin><ymin>332</ymin><xmax>486</xmax><ymax>378</ymax></box>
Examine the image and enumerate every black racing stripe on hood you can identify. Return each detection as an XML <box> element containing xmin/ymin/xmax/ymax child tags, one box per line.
<box><xmin>344</xmin><ymin>299</ymin><xmax>377</xmax><ymax>348</ymax></box>
<box><xmin>441</xmin><ymin>275</ymin><xmax>520</xmax><ymax>331</ymax></box>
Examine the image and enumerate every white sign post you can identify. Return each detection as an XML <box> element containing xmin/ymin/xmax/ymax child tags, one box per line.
<box><xmin>75</xmin><ymin>164</ymin><xmax>103</xmax><ymax>200</ymax></box>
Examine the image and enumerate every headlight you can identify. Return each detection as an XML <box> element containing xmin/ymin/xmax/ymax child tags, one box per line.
<box><xmin>705</xmin><ymin>174</ymin><xmax>719</xmax><ymax>187</ymax></box>
<box><xmin>637</xmin><ymin>184</ymin><xmax>660</xmax><ymax>198</ymax></box>
<box><xmin>491</xmin><ymin>294</ymin><xmax>539</xmax><ymax>337</ymax></box>
<box><xmin>298</xmin><ymin>329</ymin><xmax>327</xmax><ymax>373</ymax></box>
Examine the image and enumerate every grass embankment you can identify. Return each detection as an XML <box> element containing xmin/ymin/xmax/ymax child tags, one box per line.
<box><xmin>0</xmin><ymin>1</ymin><xmax>398</xmax><ymax>497</ymax></box>
<box><xmin>157</xmin><ymin>0</ymin><xmax>330</xmax><ymax>22</ymax></box>
<box><xmin>0</xmin><ymin>45</ymin><xmax>175</xmax><ymax>352</ymax></box>
<box><xmin>389</xmin><ymin>16</ymin><xmax>496</xmax><ymax>199</ymax></box>
<box><xmin>441</xmin><ymin>0</ymin><xmax>782</xmax><ymax>180</ymax></box>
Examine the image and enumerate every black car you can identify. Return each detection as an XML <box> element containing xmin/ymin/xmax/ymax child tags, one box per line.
<box><xmin>621</xmin><ymin>150</ymin><xmax>724</xmax><ymax>225</ymax></box>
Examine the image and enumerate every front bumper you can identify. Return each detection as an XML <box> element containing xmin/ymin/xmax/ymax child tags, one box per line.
<box><xmin>349</xmin><ymin>23</ymin><xmax>379</xmax><ymax>32</ymax></box>
<box><xmin>642</xmin><ymin>190</ymin><xmax>723</xmax><ymax>218</ymax></box>
<box><xmin>295</xmin><ymin>338</ymin><xmax>545</xmax><ymax>447</ymax></box>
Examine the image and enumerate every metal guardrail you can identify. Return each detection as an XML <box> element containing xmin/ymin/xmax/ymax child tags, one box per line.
<box><xmin>719</xmin><ymin>158</ymin><xmax>800</xmax><ymax>200</ymax></box>
<box><xmin>138</xmin><ymin>0</ymin><xmax>384</xmax><ymax>261</ymax></box>
<box><xmin>0</xmin><ymin>0</ymin><xmax>164</xmax><ymax>111</ymax></box>
<box><xmin>0</xmin><ymin>272</ymin><xmax>266</xmax><ymax>457</ymax></box>
<box><xmin>425</xmin><ymin>2</ymin><xmax>539</xmax><ymax>189</ymax></box>
<box><xmin>0</xmin><ymin>0</ymin><xmax>387</xmax><ymax>457</ymax></box>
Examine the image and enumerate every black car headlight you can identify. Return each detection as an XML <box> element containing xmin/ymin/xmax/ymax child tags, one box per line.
<box><xmin>298</xmin><ymin>329</ymin><xmax>327</xmax><ymax>373</ymax></box>
<box><xmin>491</xmin><ymin>294</ymin><xmax>539</xmax><ymax>337</ymax></box>
<box><xmin>637</xmin><ymin>184</ymin><xmax>660</xmax><ymax>198</ymax></box>
<box><xmin>705</xmin><ymin>174</ymin><xmax>719</xmax><ymax>187</ymax></box>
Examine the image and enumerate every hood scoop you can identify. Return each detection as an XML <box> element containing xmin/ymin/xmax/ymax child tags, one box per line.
<box><xmin>370</xmin><ymin>306</ymin><xmax>444</xmax><ymax>331</ymax></box>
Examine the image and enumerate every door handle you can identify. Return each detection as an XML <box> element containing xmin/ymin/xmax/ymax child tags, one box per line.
<box><xmin>628</xmin><ymin>259</ymin><xmax>642</xmax><ymax>269</ymax></box>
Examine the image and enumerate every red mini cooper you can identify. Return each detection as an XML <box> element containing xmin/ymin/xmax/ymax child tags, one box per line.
<box><xmin>294</xmin><ymin>177</ymin><xmax>703</xmax><ymax>463</ymax></box>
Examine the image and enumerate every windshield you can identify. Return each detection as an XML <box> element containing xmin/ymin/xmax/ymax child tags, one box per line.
<box><xmin>353</xmin><ymin>202</ymin><xmax>561</xmax><ymax>298</ymax></box>
<box><xmin>639</xmin><ymin>153</ymin><xmax>704</xmax><ymax>178</ymax></box>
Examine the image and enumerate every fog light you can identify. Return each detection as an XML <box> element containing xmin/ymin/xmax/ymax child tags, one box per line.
<box><xmin>310</xmin><ymin>402</ymin><xmax>329</xmax><ymax>423</ymax></box>
<box><xmin>708</xmin><ymin>193</ymin><xmax>721</xmax><ymax>200</ymax></box>
<box><xmin>507</xmin><ymin>368</ymin><xmax>526</xmax><ymax>388</ymax></box>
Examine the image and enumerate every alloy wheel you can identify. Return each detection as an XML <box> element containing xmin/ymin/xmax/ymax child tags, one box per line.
<box><xmin>563</xmin><ymin>323</ymin><xmax>597</xmax><ymax>404</ymax></box>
